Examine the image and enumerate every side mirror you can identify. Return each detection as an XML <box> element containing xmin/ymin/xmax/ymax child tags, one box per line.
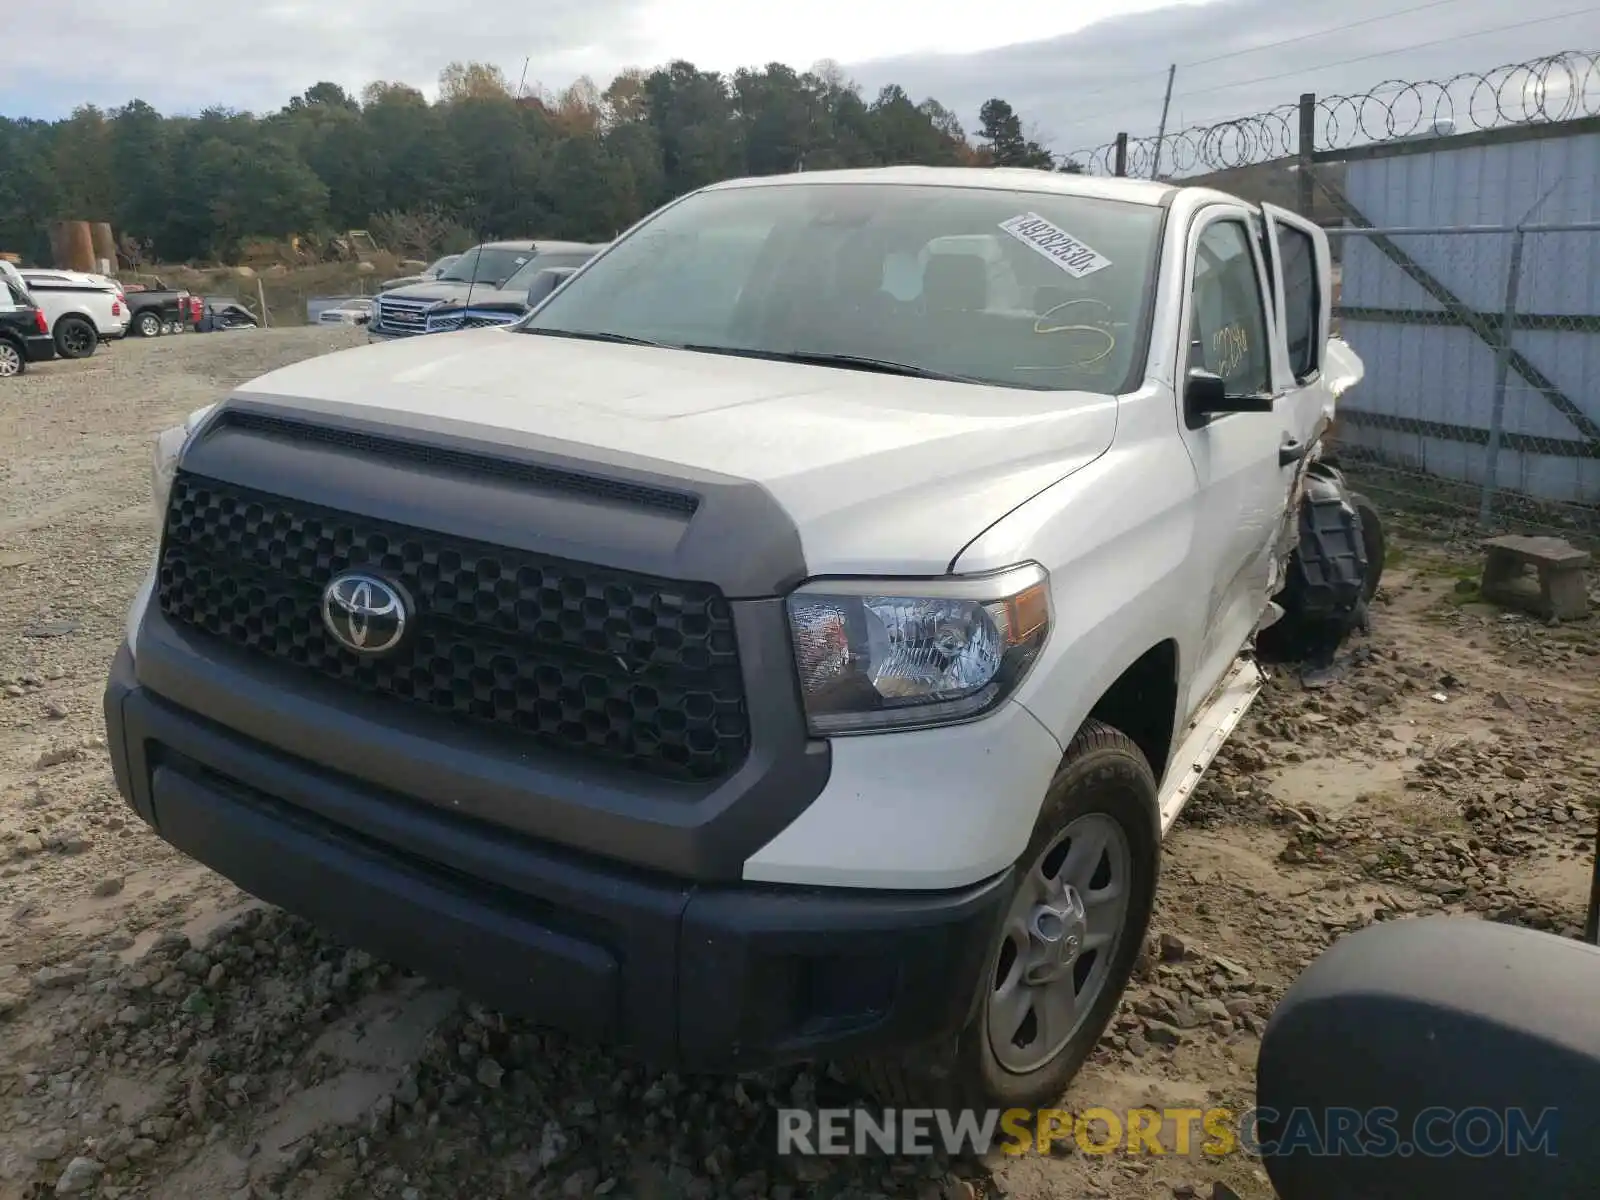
<box><xmin>525</xmin><ymin>271</ymin><xmax>569</xmax><ymax>309</ymax></box>
<box><xmin>1185</xmin><ymin>366</ymin><xmax>1273</xmax><ymax>420</ymax></box>
<box><xmin>1185</xmin><ymin>367</ymin><xmax>1229</xmax><ymax>415</ymax></box>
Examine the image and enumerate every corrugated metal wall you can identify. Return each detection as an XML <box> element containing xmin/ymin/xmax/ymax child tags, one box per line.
<box><xmin>1337</xmin><ymin>129</ymin><xmax>1600</xmax><ymax>511</ymax></box>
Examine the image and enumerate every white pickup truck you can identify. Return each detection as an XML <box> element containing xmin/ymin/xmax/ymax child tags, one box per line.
<box><xmin>18</xmin><ymin>268</ymin><xmax>129</xmax><ymax>357</ymax></box>
<box><xmin>106</xmin><ymin>167</ymin><xmax>1379</xmax><ymax>1110</ymax></box>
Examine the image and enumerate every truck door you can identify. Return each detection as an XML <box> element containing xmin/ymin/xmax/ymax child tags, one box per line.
<box><xmin>1175</xmin><ymin>205</ymin><xmax>1297</xmax><ymax>717</ymax></box>
<box><xmin>1259</xmin><ymin>202</ymin><xmax>1334</xmax><ymax>450</ymax></box>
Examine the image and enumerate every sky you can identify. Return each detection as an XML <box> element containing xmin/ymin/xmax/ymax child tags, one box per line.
<box><xmin>4</xmin><ymin>0</ymin><xmax>1595</xmax><ymax>156</ymax></box>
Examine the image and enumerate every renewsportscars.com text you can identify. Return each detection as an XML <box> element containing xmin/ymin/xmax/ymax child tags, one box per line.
<box><xmin>776</xmin><ymin>1106</ymin><xmax>1559</xmax><ymax>1158</ymax></box>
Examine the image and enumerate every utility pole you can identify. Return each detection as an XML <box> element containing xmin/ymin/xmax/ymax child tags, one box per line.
<box><xmin>515</xmin><ymin>57</ymin><xmax>530</xmax><ymax>101</ymax></box>
<box><xmin>1151</xmin><ymin>64</ymin><xmax>1176</xmax><ymax>181</ymax></box>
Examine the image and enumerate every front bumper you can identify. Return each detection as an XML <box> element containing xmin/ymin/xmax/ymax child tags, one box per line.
<box><xmin>103</xmin><ymin>642</ymin><xmax>1012</xmax><ymax>1069</ymax></box>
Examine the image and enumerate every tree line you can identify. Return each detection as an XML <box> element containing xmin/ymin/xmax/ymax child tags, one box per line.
<box><xmin>0</xmin><ymin>60</ymin><xmax>1072</xmax><ymax>267</ymax></box>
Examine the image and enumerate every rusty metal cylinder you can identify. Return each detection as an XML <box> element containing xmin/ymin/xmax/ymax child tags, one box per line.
<box><xmin>49</xmin><ymin>221</ymin><xmax>96</xmax><ymax>272</ymax></box>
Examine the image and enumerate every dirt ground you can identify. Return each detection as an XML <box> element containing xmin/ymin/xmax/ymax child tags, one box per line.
<box><xmin>1</xmin><ymin>330</ymin><xmax>1597</xmax><ymax>1200</ymax></box>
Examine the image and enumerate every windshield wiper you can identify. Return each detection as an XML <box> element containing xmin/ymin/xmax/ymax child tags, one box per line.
<box><xmin>521</xmin><ymin>328</ymin><xmax>676</xmax><ymax>349</ymax></box>
<box><xmin>679</xmin><ymin>345</ymin><xmax>984</xmax><ymax>383</ymax></box>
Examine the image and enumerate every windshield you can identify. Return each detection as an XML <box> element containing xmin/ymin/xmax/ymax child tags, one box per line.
<box><xmin>521</xmin><ymin>182</ymin><xmax>1163</xmax><ymax>392</ymax></box>
<box><xmin>438</xmin><ymin>247</ymin><xmax>534</xmax><ymax>287</ymax></box>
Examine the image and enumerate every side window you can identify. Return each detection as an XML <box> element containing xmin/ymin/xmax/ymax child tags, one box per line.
<box><xmin>1275</xmin><ymin>225</ymin><xmax>1320</xmax><ymax>381</ymax></box>
<box><xmin>1188</xmin><ymin>220</ymin><xmax>1271</xmax><ymax>397</ymax></box>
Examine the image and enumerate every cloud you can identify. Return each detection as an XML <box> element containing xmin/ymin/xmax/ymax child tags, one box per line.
<box><xmin>0</xmin><ymin>0</ymin><xmax>1591</xmax><ymax>147</ymax></box>
<box><xmin>847</xmin><ymin>0</ymin><xmax>1597</xmax><ymax>158</ymax></box>
<box><xmin>0</xmin><ymin>0</ymin><xmax>1185</xmax><ymax>117</ymax></box>
<box><xmin>0</xmin><ymin>0</ymin><xmax>660</xmax><ymax>115</ymax></box>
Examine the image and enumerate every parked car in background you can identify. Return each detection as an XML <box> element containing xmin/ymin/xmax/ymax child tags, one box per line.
<box><xmin>520</xmin><ymin>265</ymin><xmax>579</xmax><ymax>311</ymax></box>
<box><xmin>0</xmin><ymin>279</ymin><xmax>56</xmax><ymax>376</ymax></box>
<box><xmin>119</xmin><ymin>280</ymin><xmax>199</xmax><ymax>337</ymax></box>
<box><xmin>317</xmin><ymin>298</ymin><xmax>373</xmax><ymax>326</ymax></box>
<box><xmin>379</xmin><ymin>254</ymin><xmax>460</xmax><ymax>292</ymax></box>
<box><xmin>18</xmin><ymin>268</ymin><xmax>129</xmax><ymax>358</ymax></box>
<box><xmin>368</xmin><ymin>241</ymin><xmax>605</xmax><ymax>340</ymax></box>
<box><xmin>193</xmin><ymin>296</ymin><xmax>260</xmax><ymax>332</ymax></box>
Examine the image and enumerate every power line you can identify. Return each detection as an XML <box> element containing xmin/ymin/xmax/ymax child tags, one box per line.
<box><xmin>1167</xmin><ymin>5</ymin><xmax>1600</xmax><ymax>102</ymax></box>
<box><xmin>1181</xmin><ymin>0</ymin><xmax>1472</xmax><ymax>70</ymax></box>
<box><xmin>1050</xmin><ymin>6</ymin><xmax>1598</xmax><ymax>136</ymax></box>
<box><xmin>1041</xmin><ymin>0</ymin><xmax>1479</xmax><ymax>109</ymax></box>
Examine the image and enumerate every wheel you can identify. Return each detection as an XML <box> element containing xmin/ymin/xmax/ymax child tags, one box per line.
<box><xmin>54</xmin><ymin>315</ymin><xmax>98</xmax><ymax>359</ymax></box>
<box><xmin>858</xmin><ymin>720</ymin><xmax>1160</xmax><ymax>1110</ymax></box>
<box><xmin>131</xmin><ymin>311</ymin><xmax>163</xmax><ymax>338</ymax></box>
<box><xmin>0</xmin><ymin>339</ymin><xmax>23</xmax><ymax>377</ymax></box>
<box><xmin>1349</xmin><ymin>491</ymin><xmax>1385</xmax><ymax>602</ymax></box>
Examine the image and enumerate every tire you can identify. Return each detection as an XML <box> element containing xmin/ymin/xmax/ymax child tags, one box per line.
<box><xmin>54</xmin><ymin>315</ymin><xmax>98</xmax><ymax>359</ymax></box>
<box><xmin>1349</xmin><ymin>491</ymin><xmax>1385</xmax><ymax>602</ymax></box>
<box><xmin>0</xmin><ymin>339</ymin><xmax>23</xmax><ymax>377</ymax></box>
<box><xmin>131</xmin><ymin>311</ymin><xmax>163</xmax><ymax>338</ymax></box>
<box><xmin>858</xmin><ymin>720</ymin><xmax>1160</xmax><ymax>1110</ymax></box>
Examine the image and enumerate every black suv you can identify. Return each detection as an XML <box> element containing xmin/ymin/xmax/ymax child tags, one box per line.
<box><xmin>0</xmin><ymin>281</ymin><xmax>56</xmax><ymax>377</ymax></box>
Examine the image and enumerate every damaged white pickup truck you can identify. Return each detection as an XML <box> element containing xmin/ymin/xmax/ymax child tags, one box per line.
<box><xmin>106</xmin><ymin>167</ymin><xmax>1380</xmax><ymax>1111</ymax></box>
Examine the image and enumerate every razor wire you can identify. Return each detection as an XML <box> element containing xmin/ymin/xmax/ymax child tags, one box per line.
<box><xmin>1061</xmin><ymin>49</ymin><xmax>1600</xmax><ymax>178</ymax></box>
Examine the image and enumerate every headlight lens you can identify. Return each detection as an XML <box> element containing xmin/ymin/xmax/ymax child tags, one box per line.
<box><xmin>786</xmin><ymin>563</ymin><xmax>1051</xmax><ymax>735</ymax></box>
<box><xmin>151</xmin><ymin>404</ymin><xmax>216</xmax><ymax>525</ymax></box>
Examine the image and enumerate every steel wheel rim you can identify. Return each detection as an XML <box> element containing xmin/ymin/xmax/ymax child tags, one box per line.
<box><xmin>986</xmin><ymin>812</ymin><xmax>1133</xmax><ymax>1074</ymax></box>
<box><xmin>138</xmin><ymin>315</ymin><xmax>160</xmax><ymax>336</ymax></box>
<box><xmin>0</xmin><ymin>344</ymin><xmax>19</xmax><ymax>376</ymax></box>
<box><xmin>62</xmin><ymin>324</ymin><xmax>91</xmax><ymax>355</ymax></box>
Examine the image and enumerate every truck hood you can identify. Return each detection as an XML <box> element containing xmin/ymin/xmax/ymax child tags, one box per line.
<box><xmin>379</xmin><ymin>281</ymin><xmax>522</xmax><ymax>308</ymax></box>
<box><xmin>230</xmin><ymin>330</ymin><xmax>1119</xmax><ymax>577</ymax></box>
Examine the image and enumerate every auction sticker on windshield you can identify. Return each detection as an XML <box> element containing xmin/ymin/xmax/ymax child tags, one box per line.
<box><xmin>998</xmin><ymin>214</ymin><xmax>1112</xmax><ymax>278</ymax></box>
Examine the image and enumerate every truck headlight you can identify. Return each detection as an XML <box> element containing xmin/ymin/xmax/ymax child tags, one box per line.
<box><xmin>151</xmin><ymin>404</ymin><xmax>216</xmax><ymax>525</ymax></box>
<box><xmin>786</xmin><ymin>563</ymin><xmax>1051</xmax><ymax>735</ymax></box>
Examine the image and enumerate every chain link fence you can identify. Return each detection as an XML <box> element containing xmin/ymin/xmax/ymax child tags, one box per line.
<box><xmin>1328</xmin><ymin>222</ymin><xmax>1600</xmax><ymax>540</ymax></box>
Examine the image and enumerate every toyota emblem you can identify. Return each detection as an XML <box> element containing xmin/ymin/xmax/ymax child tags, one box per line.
<box><xmin>321</xmin><ymin>572</ymin><xmax>410</xmax><ymax>655</ymax></box>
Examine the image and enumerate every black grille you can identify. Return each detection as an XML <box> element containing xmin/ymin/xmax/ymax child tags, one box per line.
<box><xmin>155</xmin><ymin>471</ymin><xmax>749</xmax><ymax>782</ymax></box>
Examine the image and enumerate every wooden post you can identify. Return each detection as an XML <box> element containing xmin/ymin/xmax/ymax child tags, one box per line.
<box><xmin>1114</xmin><ymin>133</ymin><xmax>1128</xmax><ymax>178</ymax></box>
<box><xmin>257</xmin><ymin>278</ymin><xmax>270</xmax><ymax>328</ymax></box>
<box><xmin>1150</xmin><ymin>64</ymin><xmax>1176</xmax><ymax>181</ymax></box>
<box><xmin>1297</xmin><ymin>92</ymin><xmax>1316</xmax><ymax>218</ymax></box>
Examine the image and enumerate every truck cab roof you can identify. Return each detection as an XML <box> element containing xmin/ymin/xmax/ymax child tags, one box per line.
<box><xmin>704</xmin><ymin>166</ymin><xmax>1181</xmax><ymax>207</ymax></box>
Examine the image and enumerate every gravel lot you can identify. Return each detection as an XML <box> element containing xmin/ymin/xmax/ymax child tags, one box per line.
<box><xmin>2</xmin><ymin>330</ymin><xmax>1598</xmax><ymax>1200</ymax></box>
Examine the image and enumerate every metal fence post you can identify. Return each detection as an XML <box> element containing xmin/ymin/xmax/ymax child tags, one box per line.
<box><xmin>1587</xmin><ymin>800</ymin><xmax>1600</xmax><ymax>944</ymax></box>
<box><xmin>1114</xmin><ymin>133</ymin><xmax>1128</xmax><ymax>178</ymax></box>
<box><xmin>1478</xmin><ymin>227</ymin><xmax>1527</xmax><ymax>527</ymax></box>
<box><xmin>1296</xmin><ymin>93</ymin><xmax>1316</xmax><ymax>218</ymax></box>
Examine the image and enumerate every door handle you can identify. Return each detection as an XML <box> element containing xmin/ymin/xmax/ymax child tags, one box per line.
<box><xmin>1279</xmin><ymin>437</ymin><xmax>1309</xmax><ymax>466</ymax></box>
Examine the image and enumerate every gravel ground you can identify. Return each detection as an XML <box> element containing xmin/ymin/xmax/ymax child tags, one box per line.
<box><xmin>2</xmin><ymin>331</ymin><xmax>1598</xmax><ymax>1200</ymax></box>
